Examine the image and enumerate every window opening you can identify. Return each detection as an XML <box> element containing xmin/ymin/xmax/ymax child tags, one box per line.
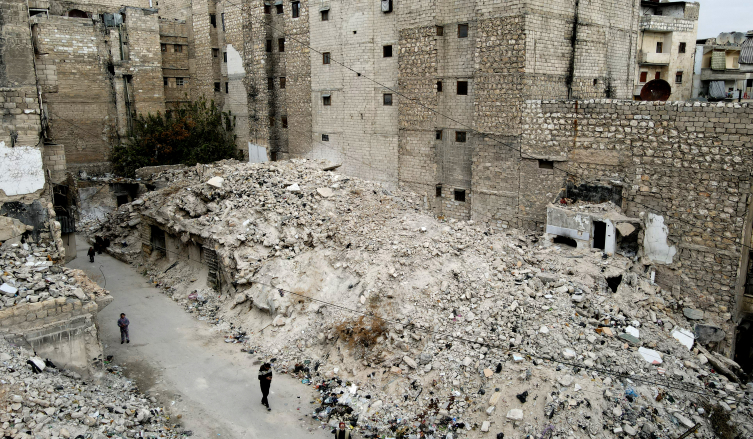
<box><xmin>210</xmin><ymin>14</ymin><xmax>216</xmax><ymax>28</ymax></box>
<box><xmin>383</xmin><ymin>45</ymin><xmax>393</xmax><ymax>58</ymax></box>
<box><xmin>164</xmin><ymin>77</ymin><xmax>168</xmax><ymax>86</ymax></box>
<box><xmin>679</xmin><ymin>42</ymin><xmax>686</xmax><ymax>53</ymax></box>
<box><xmin>436</xmin><ymin>26</ymin><xmax>444</xmax><ymax>36</ymax></box>
<box><xmin>176</xmin><ymin>77</ymin><xmax>185</xmax><ymax>86</ymax></box>
<box><xmin>268</xmin><ymin>77</ymin><xmax>274</xmax><ymax>90</ymax></box>
<box><xmin>266</xmin><ymin>40</ymin><xmax>272</xmax><ymax>52</ymax></box>
<box><xmin>323</xmin><ymin>95</ymin><xmax>331</xmax><ymax>106</ymax></box>
<box><xmin>292</xmin><ymin>1</ymin><xmax>300</xmax><ymax>18</ymax></box>
<box><xmin>321</xmin><ymin>10</ymin><xmax>329</xmax><ymax>21</ymax></box>
<box><xmin>552</xmin><ymin>236</ymin><xmax>577</xmax><ymax>248</ymax></box>
<box><xmin>383</xmin><ymin>93</ymin><xmax>393</xmax><ymax>105</ymax></box>
<box><xmin>212</xmin><ymin>48</ymin><xmax>219</xmax><ymax>58</ymax></box>
<box><xmin>214</xmin><ymin>82</ymin><xmax>221</xmax><ymax>92</ymax></box>
<box><xmin>656</xmin><ymin>42</ymin><xmax>663</xmax><ymax>53</ymax></box>
<box><xmin>278</xmin><ymin>38</ymin><xmax>285</xmax><ymax>52</ymax></box>
<box><xmin>454</xmin><ymin>189</ymin><xmax>466</xmax><ymax>202</ymax></box>
<box><xmin>323</xmin><ymin>52</ymin><xmax>330</xmax><ymax>64</ymax></box>
<box><xmin>276</xmin><ymin>4</ymin><xmax>283</xmax><ymax>14</ymax></box>
<box><xmin>174</xmin><ymin>44</ymin><xmax>182</xmax><ymax>53</ymax></box>
<box><xmin>455</xmin><ymin>131</ymin><xmax>466</xmax><ymax>142</ymax></box>
<box><xmin>322</xmin><ymin>134</ymin><xmax>329</xmax><ymax>141</ymax></box>
<box><xmin>640</xmin><ymin>71</ymin><xmax>648</xmax><ymax>82</ymax></box>
<box><xmin>280</xmin><ymin>77</ymin><xmax>286</xmax><ymax>89</ymax></box>
<box><xmin>264</xmin><ymin>4</ymin><xmax>271</xmax><ymax>14</ymax></box>
<box><xmin>655</xmin><ymin>71</ymin><xmax>661</xmax><ymax>80</ymax></box>
<box><xmin>457</xmin><ymin>81</ymin><xmax>468</xmax><ymax>95</ymax></box>
<box><xmin>282</xmin><ymin>116</ymin><xmax>288</xmax><ymax>128</ymax></box>
<box><xmin>161</xmin><ymin>44</ymin><xmax>167</xmax><ymax>52</ymax></box>
<box><xmin>435</xmin><ymin>184</ymin><xmax>442</xmax><ymax>197</ymax></box>
<box><xmin>223</xmin><ymin>52</ymin><xmax>227</xmax><ymax>62</ymax></box>
<box><xmin>458</xmin><ymin>23</ymin><xmax>468</xmax><ymax>38</ymax></box>
<box><xmin>437</xmin><ymin>80</ymin><xmax>443</xmax><ymax>92</ymax></box>
<box><xmin>221</xmin><ymin>13</ymin><xmax>225</xmax><ymax>31</ymax></box>
<box><xmin>435</xmin><ymin>130</ymin><xmax>442</xmax><ymax>140</ymax></box>
<box><xmin>538</xmin><ymin>160</ymin><xmax>554</xmax><ymax>169</ymax></box>
<box><xmin>225</xmin><ymin>82</ymin><xmax>229</xmax><ymax>93</ymax></box>
<box><xmin>675</xmin><ymin>72</ymin><xmax>683</xmax><ymax>83</ymax></box>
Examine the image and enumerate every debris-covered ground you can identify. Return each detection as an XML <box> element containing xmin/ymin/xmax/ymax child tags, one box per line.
<box><xmin>84</xmin><ymin>159</ymin><xmax>753</xmax><ymax>438</ymax></box>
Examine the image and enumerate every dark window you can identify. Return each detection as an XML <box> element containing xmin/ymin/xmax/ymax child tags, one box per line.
<box><xmin>538</xmin><ymin>160</ymin><xmax>554</xmax><ymax>169</ymax></box>
<box><xmin>161</xmin><ymin>44</ymin><xmax>167</xmax><ymax>52</ymax></box>
<box><xmin>656</xmin><ymin>42</ymin><xmax>663</xmax><ymax>53</ymax></box>
<box><xmin>279</xmin><ymin>77</ymin><xmax>286</xmax><ymax>89</ymax></box>
<box><xmin>264</xmin><ymin>4</ymin><xmax>271</xmax><ymax>14</ymax></box>
<box><xmin>675</xmin><ymin>72</ymin><xmax>683</xmax><ymax>83</ymax></box>
<box><xmin>225</xmin><ymin>82</ymin><xmax>229</xmax><ymax>93</ymax></box>
<box><xmin>323</xmin><ymin>52</ymin><xmax>330</xmax><ymax>64</ymax></box>
<box><xmin>282</xmin><ymin>116</ymin><xmax>288</xmax><ymax>128</ymax></box>
<box><xmin>640</xmin><ymin>71</ymin><xmax>648</xmax><ymax>82</ymax></box>
<box><xmin>223</xmin><ymin>52</ymin><xmax>227</xmax><ymax>62</ymax></box>
<box><xmin>383</xmin><ymin>93</ymin><xmax>393</xmax><ymax>106</ymax></box>
<box><xmin>322</xmin><ymin>134</ymin><xmax>329</xmax><ymax>141</ymax></box>
<box><xmin>435</xmin><ymin>184</ymin><xmax>442</xmax><ymax>197</ymax></box>
<box><xmin>454</xmin><ymin>189</ymin><xmax>466</xmax><ymax>202</ymax></box>
<box><xmin>655</xmin><ymin>71</ymin><xmax>661</xmax><ymax>80</ymax></box>
<box><xmin>457</xmin><ymin>81</ymin><xmax>468</xmax><ymax>95</ymax></box>
<box><xmin>278</xmin><ymin>38</ymin><xmax>285</xmax><ymax>52</ymax></box>
<box><xmin>292</xmin><ymin>1</ymin><xmax>300</xmax><ymax>18</ymax></box>
<box><xmin>214</xmin><ymin>82</ymin><xmax>221</xmax><ymax>92</ymax></box>
<box><xmin>212</xmin><ymin>48</ymin><xmax>219</xmax><ymax>58</ymax></box>
<box><xmin>163</xmin><ymin>77</ymin><xmax>168</xmax><ymax>86</ymax></box>
<box><xmin>174</xmin><ymin>44</ymin><xmax>182</xmax><ymax>53</ymax></box>
<box><xmin>323</xmin><ymin>95</ymin><xmax>331</xmax><ymax>106</ymax></box>
<box><xmin>276</xmin><ymin>4</ymin><xmax>283</xmax><ymax>14</ymax></box>
<box><xmin>383</xmin><ymin>45</ymin><xmax>393</xmax><ymax>58</ymax></box>
<box><xmin>458</xmin><ymin>23</ymin><xmax>468</xmax><ymax>38</ymax></box>
<box><xmin>437</xmin><ymin>81</ymin><xmax>443</xmax><ymax>92</ymax></box>
<box><xmin>266</xmin><ymin>40</ymin><xmax>272</xmax><ymax>52</ymax></box>
<box><xmin>221</xmin><ymin>13</ymin><xmax>225</xmax><ymax>31</ymax></box>
<box><xmin>176</xmin><ymin>77</ymin><xmax>185</xmax><ymax>86</ymax></box>
<box><xmin>455</xmin><ymin>131</ymin><xmax>466</xmax><ymax>142</ymax></box>
<box><xmin>435</xmin><ymin>130</ymin><xmax>442</xmax><ymax>140</ymax></box>
<box><xmin>268</xmin><ymin>77</ymin><xmax>274</xmax><ymax>90</ymax></box>
<box><xmin>679</xmin><ymin>42</ymin><xmax>686</xmax><ymax>53</ymax></box>
<box><xmin>593</xmin><ymin>78</ymin><xmax>598</xmax><ymax>86</ymax></box>
<box><xmin>436</xmin><ymin>26</ymin><xmax>444</xmax><ymax>36</ymax></box>
<box><xmin>321</xmin><ymin>10</ymin><xmax>329</xmax><ymax>21</ymax></box>
<box><xmin>210</xmin><ymin>14</ymin><xmax>216</xmax><ymax>28</ymax></box>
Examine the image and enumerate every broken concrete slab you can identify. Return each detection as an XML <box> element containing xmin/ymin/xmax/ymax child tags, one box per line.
<box><xmin>683</xmin><ymin>308</ymin><xmax>704</xmax><ymax>320</ymax></box>
<box><xmin>694</xmin><ymin>324</ymin><xmax>726</xmax><ymax>344</ymax></box>
<box><xmin>671</xmin><ymin>327</ymin><xmax>695</xmax><ymax>350</ymax></box>
<box><xmin>316</xmin><ymin>187</ymin><xmax>334</xmax><ymax>197</ymax></box>
<box><xmin>638</xmin><ymin>347</ymin><xmax>663</xmax><ymax>365</ymax></box>
<box><xmin>206</xmin><ymin>176</ymin><xmax>224</xmax><ymax>188</ymax></box>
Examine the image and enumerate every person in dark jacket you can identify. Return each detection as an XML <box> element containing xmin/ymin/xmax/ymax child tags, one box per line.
<box><xmin>87</xmin><ymin>247</ymin><xmax>96</xmax><ymax>263</ymax></box>
<box><xmin>334</xmin><ymin>422</ymin><xmax>352</xmax><ymax>439</ymax></box>
<box><xmin>258</xmin><ymin>363</ymin><xmax>272</xmax><ymax>411</ymax></box>
<box><xmin>117</xmin><ymin>313</ymin><xmax>130</xmax><ymax>344</ymax></box>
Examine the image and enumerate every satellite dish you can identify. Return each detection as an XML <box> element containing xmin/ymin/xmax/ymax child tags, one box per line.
<box><xmin>640</xmin><ymin>79</ymin><xmax>672</xmax><ymax>101</ymax></box>
<box><xmin>718</xmin><ymin>33</ymin><xmax>731</xmax><ymax>44</ymax></box>
<box><xmin>733</xmin><ymin>32</ymin><xmax>745</xmax><ymax>45</ymax></box>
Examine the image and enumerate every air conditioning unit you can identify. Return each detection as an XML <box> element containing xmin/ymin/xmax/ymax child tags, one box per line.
<box><xmin>381</xmin><ymin>0</ymin><xmax>393</xmax><ymax>13</ymax></box>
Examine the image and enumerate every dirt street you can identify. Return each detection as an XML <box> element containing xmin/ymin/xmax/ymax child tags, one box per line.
<box><xmin>67</xmin><ymin>235</ymin><xmax>329</xmax><ymax>439</ymax></box>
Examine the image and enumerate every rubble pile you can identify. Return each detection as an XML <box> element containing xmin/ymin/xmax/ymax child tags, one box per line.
<box><xmin>91</xmin><ymin>159</ymin><xmax>753</xmax><ymax>438</ymax></box>
<box><xmin>0</xmin><ymin>338</ymin><xmax>187</xmax><ymax>439</ymax></box>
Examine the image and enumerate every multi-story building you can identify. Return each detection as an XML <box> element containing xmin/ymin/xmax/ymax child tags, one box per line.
<box><xmin>693</xmin><ymin>32</ymin><xmax>753</xmax><ymax>101</ymax></box>
<box><xmin>633</xmin><ymin>0</ymin><xmax>699</xmax><ymax>101</ymax></box>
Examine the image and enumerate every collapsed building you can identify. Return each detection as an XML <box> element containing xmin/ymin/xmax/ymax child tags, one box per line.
<box><xmin>85</xmin><ymin>159</ymin><xmax>753</xmax><ymax>438</ymax></box>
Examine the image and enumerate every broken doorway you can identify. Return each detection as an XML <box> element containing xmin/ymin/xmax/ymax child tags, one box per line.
<box><xmin>593</xmin><ymin>221</ymin><xmax>606</xmax><ymax>250</ymax></box>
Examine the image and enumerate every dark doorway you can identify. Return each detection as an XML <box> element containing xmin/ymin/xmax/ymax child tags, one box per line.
<box><xmin>593</xmin><ymin>221</ymin><xmax>606</xmax><ymax>250</ymax></box>
<box><xmin>552</xmin><ymin>235</ymin><xmax>577</xmax><ymax>248</ymax></box>
<box><xmin>735</xmin><ymin>320</ymin><xmax>753</xmax><ymax>374</ymax></box>
<box><xmin>150</xmin><ymin>226</ymin><xmax>166</xmax><ymax>253</ymax></box>
<box><xmin>116</xmin><ymin>195</ymin><xmax>129</xmax><ymax>206</ymax></box>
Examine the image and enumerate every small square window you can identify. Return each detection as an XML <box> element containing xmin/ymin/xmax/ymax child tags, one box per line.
<box><xmin>640</xmin><ymin>71</ymin><xmax>648</xmax><ymax>82</ymax></box>
<box><xmin>264</xmin><ymin>4</ymin><xmax>271</xmax><ymax>14</ymax></box>
<box><xmin>225</xmin><ymin>82</ymin><xmax>229</xmax><ymax>93</ymax></box>
<box><xmin>212</xmin><ymin>48</ymin><xmax>219</xmax><ymax>58</ymax></box>
<box><xmin>435</xmin><ymin>184</ymin><xmax>442</xmax><ymax>197</ymax></box>
<box><xmin>176</xmin><ymin>77</ymin><xmax>185</xmax><ymax>86</ymax></box>
<box><xmin>454</xmin><ymin>189</ymin><xmax>466</xmax><ymax>202</ymax></box>
<box><xmin>679</xmin><ymin>42</ymin><xmax>686</xmax><ymax>53</ymax></box>
<box><xmin>383</xmin><ymin>45</ymin><xmax>393</xmax><ymax>57</ymax></box>
<box><xmin>214</xmin><ymin>82</ymin><xmax>221</xmax><ymax>92</ymax></box>
<box><xmin>276</xmin><ymin>4</ymin><xmax>283</xmax><ymax>14</ymax></box>
<box><xmin>675</xmin><ymin>72</ymin><xmax>683</xmax><ymax>84</ymax></box>
<box><xmin>538</xmin><ymin>160</ymin><xmax>553</xmax><ymax>169</ymax></box>
<box><xmin>437</xmin><ymin>80</ymin><xmax>443</xmax><ymax>92</ymax></box>
<box><xmin>210</xmin><ymin>14</ymin><xmax>216</xmax><ymax>28</ymax></box>
<box><xmin>455</xmin><ymin>131</ymin><xmax>466</xmax><ymax>142</ymax></box>
<box><xmin>435</xmin><ymin>130</ymin><xmax>442</xmax><ymax>140</ymax></box>
<box><xmin>174</xmin><ymin>44</ymin><xmax>182</xmax><ymax>53</ymax></box>
<box><xmin>278</xmin><ymin>38</ymin><xmax>285</xmax><ymax>52</ymax></box>
<box><xmin>292</xmin><ymin>1</ymin><xmax>300</xmax><ymax>18</ymax></box>
<box><xmin>223</xmin><ymin>52</ymin><xmax>227</xmax><ymax>62</ymax></box>
<box><xmin>457</xmin><ymin>81</ymin><xmax>468</xmax><ymax>95</ymax></box>
<box><xmin>321</xmin><ymin>10</ymin><xmax>329</xmax><ymax>21</ymax></box>
<box><xmin>268</xmin><ymin>77</ymin><xmax>274</xmax><ymax>90</ymax></box>
<box><xmin>266</xmin><ymin>40</ymin><xmax>272</xmax><ymax>52</ymax></box>
<box><xmin>383</xmin><ymin>93</ymin><xmax>393</xmax><ymax>106</ymax></box>
<box><xmin>458</xmin><ymin>24</ymin><xmax>468</xmax><ymax>38</ymax></box>
<box><xmin>323</xmin><ymin>95</ymin><xmax>331</xmax><ymax>106</ymax></box>
<box><xmin>161</xmin><ymin>44</ymin><xmax>167</xmax><ymax>52</ymax></box>
<box><xmin>323</xmin><ymin>52</ymin><xmax>330</xmax><ymax>64</ymax></box>
<box><xmin>281</xmin><ymin>116</ymin><xmax>288</xmax><ymax>128</ymax></box>
<box><xmin>280</xmin><ymin>77</ymin><xmax>286</xmax><ymax>89</ymax></box>
<box><xmin>322</xmin><ymin>134</ymin><xmax>329</xmax><ymax>141</ymax></box>
<box><xmin>436</xmin><ymin>26</ymin><xmax>444</xmax><ymax>36</ymax></box>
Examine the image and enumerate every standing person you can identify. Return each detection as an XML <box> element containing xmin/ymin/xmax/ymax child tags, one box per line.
<box><xmin>87</xmin><ymin>247</ymin><xmax>96</xmax><ymax>263</ymax></box>
<box><xmin>334</xmin><ymin>422</ymin><xmax>351</xmax><ymax>439</ymax></box>
<box><xmin>117</xmin><ymin>313</ymin><xmax>130</xmax><ymax>344</ymax></box>
<box><xmin>258</xmin><ymin>363</ymin><xmax>272</xmax><ymax>411</ymax></box>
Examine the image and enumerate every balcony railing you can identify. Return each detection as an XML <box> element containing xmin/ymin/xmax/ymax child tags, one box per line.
<box><xmin>639</xmin><ymin>51</ymin><xmax>670</xmax><ymax>65</ymax></box>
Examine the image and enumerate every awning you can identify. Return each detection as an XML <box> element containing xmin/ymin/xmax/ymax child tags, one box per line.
<box><xmin>322</xmin><ymin>93</ymin><xmax>331</xmax><ymax>97</ymax></box>
<box><xmin>740</xmin><ymin>34</ymin><xmax>753</xmax><ymax>65</ymax></box>
<box><xmin>319</xmin><ymin>6</ymin><xmax>330</xmax><ymax>11</ymax></box>
<box><xmin>709</xmin><ymin>81</ymin><xmax>727</xmax><ymax>99</ymax></box>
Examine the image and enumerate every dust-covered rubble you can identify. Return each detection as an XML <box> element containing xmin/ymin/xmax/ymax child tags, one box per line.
<box><xmin>89</xmin><ymin>159</ymin><xmax>753</xmax><ymax>438</ymax></box>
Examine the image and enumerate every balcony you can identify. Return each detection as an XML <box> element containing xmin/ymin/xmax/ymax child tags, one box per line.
<box><xmin>639</xmin><ymin>51</ymin><xmax>670</xmax><ymax>66</ymax></box>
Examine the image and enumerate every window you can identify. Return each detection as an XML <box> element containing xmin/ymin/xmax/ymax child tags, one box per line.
<box><xmin>454</xmin><ymin>189</ymin><xmax>466</xmax><ymax>202</ymax></box>
<box><xmin>323</xmin><ymin>95</ymin><xmax>331</xmax><ymax>106</ymax></box>
<box><xmin>455</xmin><ymin>131</ymin><xmax>466</xmax><ymax>142</ymax></box>
<box><xmin>538</xmin><ymin>160</ymin><xmax>554</xmax><ymax>169</ymax></box>
<box><xmin>322</xmin><ymin>52</ymin><xmax>330</xmax><ymax>64</ymax></box>
<box><xmin>435</xmin><ymin>130</ymin><xmax>442</xmax><ymax>140</ymax></box>
<box><xmin>383</xmin><ymin>93</ymin><xmax>393</xmax><ymax>106</ymax></box>
<box><xmin>223</xmin><ymin>52</ymin><xmax>227</xmax><ymax>62</ymax></box>
<box><xmin>225</xmin><ymin>82</ymin><xmax>229</xmax><ymax>93</ymax></box>
<box><xmin>266</xmin><ymin>39</ymin><xmax>272</xmax><ymax>52</ymax></box>
<box><xmin>458</xmin><ymin>23</ymin><xmax>468</xmax><ymax>38</ymax></box>
<box><xmin>280</xmin><ymin>77</ymin><xmax>286</xmax><ymax>89</ymax></box>
<box><xmin>174</xmin><ymin>44</ymin><xmax>182</xmax><ymax>53</ymax></box>
<box><xmin>161</xmin><ymin>44</ymin><xmax>167</xmax><ymax>52</ymax></box>
<box><xmin>436</xmin><ymin>26</ymin><xmax>444</xmax><ymax>36</ymax></box>
<box><xmin>679</xmin><ymin>42</ymin><xmax>686</xmax><ymax>53</ymax></box>
<box><xmin>383</xmin><ymin>45</ymin><xmax>393</xmax><ymax>58</ymax></box>
<box><xmin>655</xmin><ymin>71</ymin><xmax>661</xmax><ymax>80</ymax></box>
<box><xmin>640</xmin><ymin>71</ymin><xmax>648</xmax><ymax>82</ymax></box>
<box><xmin>593</xmin><ymin>78</ymin><xmax>598</xmax><ymax>86</ymax></box>
<box><xmin>675</xmin><ymin>72</ymin><xmax>683</xmax><ymax>83</ymax></box>
<box><xmin>163</xmin><ymin>77</ymin><xmax>168</xmax><ymax>86</ymax></box>
<box><xmin>212</xmin><ymin>48</ymin><xmax>219</xmax><ymax>58</ymax></box>
<box><xmin>281</xmin><ymin>116</ymin><xmax>288</xmax><ymax>128</ymax></box>
<box><xmin>278</xmin><ymin>38</ymin><xmax>285</xmax><ymax>52</ymax></box>
<box><xmin>435</xmin><ymin>184</ymin><xmax>442</xmax><ymax>197</ymax></box>
<box><xmin>321</xmin><ymin>10</ymin><xmax>329</xmax><ymax>21</ymax></box>
<box><xmin>457</xmin><ymin>81</ymin><xmax>468</xmax><ymax>95</ymax></box>
<box><xmin>656</xmin><ymin>42</ymin><xmax>663</xmax><ymax>53</ymax></box>
<box><xmin>437</xmin><ymin>81</ymin><xmax>442</xmax><ymax>92</ymax></box>
<box><xmin>210</xmin><ymin>14</ymin><xmax>216</xmax><ymax>28</ymax></box>
<box><xmin>292</xmin><ymin>1</ymin><xmax>299</xmax><ymax>18</ymax></box>
<box><xmin>264</xmin><ymin>4</ymin><xmax>271</xmax><ymax>14</ymax></box>
<box><xmin>176</xmin><ymin>77</ymin><xmax>185</xmax><ymax>86</ymax></box>
<box><xmin>276</xmin><ymin>4</ymin><xmax>283</xmax><ymax>14</ymax></box>
<box><xmin>322</xmin><ymin>134</ymin><xmax>329</xmax><ymax>141</ymax></box>
<box><xmin>214</xmin><ymin>82</ymin><xmax>221</xmax><ymax>92</ymax></box>
<box><xmin>268</xmin><ymin>77</ymin><xmax>274</xmax><ymax>90</ymax></box>
<box><xmin>221</xmin><ymin>12</ymin><xmax>225</xmax><ymax>31</ymax></box>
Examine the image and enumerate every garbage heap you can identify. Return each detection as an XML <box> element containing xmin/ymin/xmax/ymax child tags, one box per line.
<box><xmin>89</xmin><ymin>159</ymin><xmax>753</xmax><ymax>439</ymax></box>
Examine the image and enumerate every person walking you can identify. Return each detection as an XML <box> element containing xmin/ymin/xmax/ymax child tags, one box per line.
<box><xmin>117</xmin><ymin>313</ymin><xmax>130</xmax><ymax>344</ymax></box>
<box><xmin>334</xmin><ymin>422</ymin><xmax>352</xmax><ymax>439</ymax></box>
<box><xmin>258</xmin><ymin>363</ymin><xmax>272</xmax><ymax>411</ymax></box>
<box><xmin>87</xmin><ymin>247</ymin><xmax>96</xmax><ymax>263</ymax></box>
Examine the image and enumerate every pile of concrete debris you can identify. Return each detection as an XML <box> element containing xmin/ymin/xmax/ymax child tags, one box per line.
<box><xmin>0</xmin><ymin>338</ymin><xmax>187</xmax><ymax>439</ymax></box>
<box><xmin>89</xmin><ymin>159</ymin><xmax>753</xmax><ymax>438</ymax></box>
